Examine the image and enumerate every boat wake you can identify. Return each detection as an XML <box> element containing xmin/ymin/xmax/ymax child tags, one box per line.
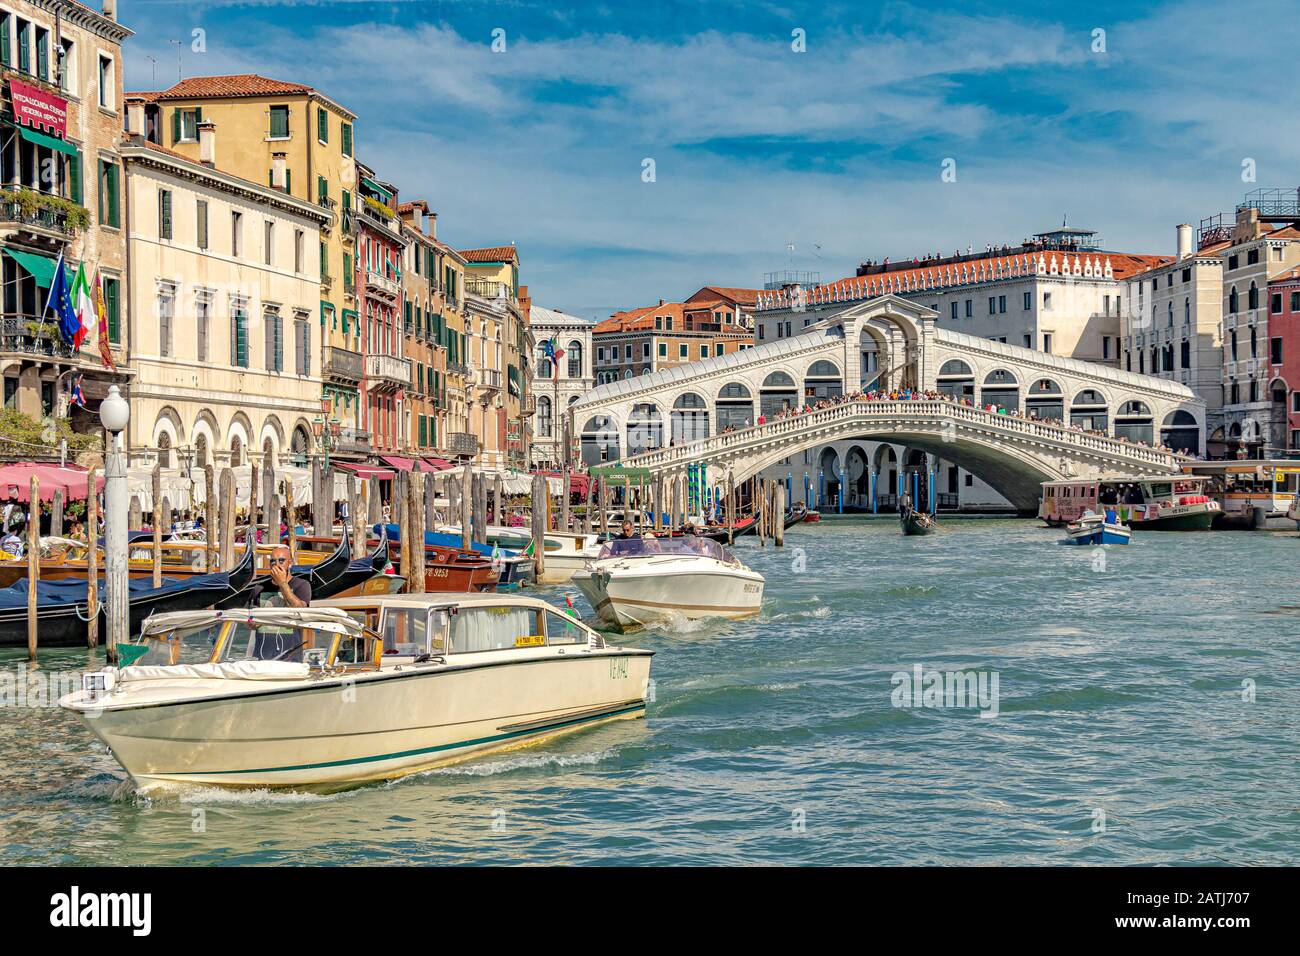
<box><xmin>412</xmin><ymin>748</ymin><xmax>616</xmax><ymax>779</ymax></box>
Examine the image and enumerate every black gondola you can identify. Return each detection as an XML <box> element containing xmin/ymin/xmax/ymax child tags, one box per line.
<box><xmin>218</xmin><ymin>528</ymin><xmax>388</xmax><ymax>607</ymax></box>
<box><xmin>899</xmin><ymin>495</ymin><xmax>937</xmax><ymax>536</ymax></box>
<box><xmin>0</xmin><ymin>544</ymin><xmax>256</xmax><ymax>649</ymax></box>
<box><xmin>784</xmin><ymin>502</ymin><xmax>808</xmax><ymax>529</ymax></box>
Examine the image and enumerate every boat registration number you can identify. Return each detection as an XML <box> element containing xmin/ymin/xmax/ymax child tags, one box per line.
<box><xmin>429</xmin><ymin>568</ymin><xmax>449</xmax><ymax>577</ymax></box>
<box><xmin>514</xmin><ymin>634</ymin><xmax>545</xmax><ymax>648</ymax></box>
<box><xmin>743</xmin><ymin>583</ymin><xmax>761</xmax><ymax>593</ymax></box>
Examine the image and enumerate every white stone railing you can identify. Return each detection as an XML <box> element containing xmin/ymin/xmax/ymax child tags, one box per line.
<box><xmin>613</xmin><ymin>399</ymin><xmax>1184</xmax><ymax>474</ymax></box>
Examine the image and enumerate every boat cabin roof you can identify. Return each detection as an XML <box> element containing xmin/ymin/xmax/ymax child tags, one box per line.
<box><xmin>1042</xmin><ymin>474</ymin><xmax>1205</xmax><ymax>488</ymax></box>
<box><xmin>140</xmin><ymin>606</ymin><xmax>363</xmax><ymax>637</ymax></box>
<box><xmin>315</xmin><ymin>592</ymin><xmax>567</xmax><ymax>614</ymax></box>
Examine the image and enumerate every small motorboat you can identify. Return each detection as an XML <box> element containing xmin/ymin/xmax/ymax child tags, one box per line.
<box><xmin>802</xmin><ymin>511</ymin><xmax>822</xmax><ymax>524</ymax></box>
<box><xmin>59</xmin><ymin>596</ymin><xmax>653</xmax><ymax>792</ymax></box>
<box><xmin>1065</xmin><ymin>509</ymin><xmax>1131</xmax><ymax>546</ymax></box>
<box><xmin>571</xmin><ymin>535</ymin><xmax>765</xmax><ymax>632</ymax></box>
<box><xmin>439</xmin><ymin>525</ymin><xmax>601</xmax><ymax>585</ymax></box>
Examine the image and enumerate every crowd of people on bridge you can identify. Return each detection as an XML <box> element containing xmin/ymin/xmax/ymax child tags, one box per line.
<box><xmin>704</xmin><ymin>387</ymin><xmax>1181</xmax><ymax>455</ymax></box>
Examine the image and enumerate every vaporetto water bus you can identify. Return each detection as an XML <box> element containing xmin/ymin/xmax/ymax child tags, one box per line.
<box><xmin>1178</xmin><ymin>460</ymin><xmax>1300</xmax><ymax>530</ymax></box>
<box><xmin>58</xmin><ymin>596</ymin><xmax>653</xmax><ymax>792</ymax></box>
<box><xmin>1039</xmin><ymin>475</ymin><xmax>1220</xmax><ymax>530</ymax></box>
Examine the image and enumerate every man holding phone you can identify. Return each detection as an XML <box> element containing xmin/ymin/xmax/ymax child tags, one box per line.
<box><xmin>252</xmin><ymin>545</ymin><xmax>312</xmax><ymax>607</ymax></box>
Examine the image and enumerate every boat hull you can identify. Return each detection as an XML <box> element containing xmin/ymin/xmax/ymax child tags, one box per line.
<box><xmin>1067</xmin><ymin>523</ymin><xmax>1130</xmax><ymax>545</ymax></box>
<box><xmin>572</xmin><ymin>562</ymin><xmax>764</xmax><ymax>631</ymax></box>
<box><xmin>65</xmin><ymin>652</ymin><xmax>652</xmax><ymax>791</ymax></box>
<box><xmin>900</xmin><ymin>512</ymin><xmax>935</xmax><ymax>535</ymax></box>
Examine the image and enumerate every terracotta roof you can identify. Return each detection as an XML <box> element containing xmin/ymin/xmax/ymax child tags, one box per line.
<box><xmin>152</xmin><ymin>74</ymin><xmax>316</xmax><ymax>101</ymax></box>
<box><xmin>687</xmin><ymin>285</ymin><xmax>761</xmax><ymax>306</ymax></box>
<box><xmin>1126</xmin><ymin>242</ymin><xmax>1229</xmax><ymax>278</ymax></box>
<box><xmin>125</xmin><ymin>91</ymin><xmax>164</xmax><ymax>103</ymax></box>
<box><xmin>459</xmin><ymin>246</ymin><xmax>518</xmax><ymax>264</ymax></box>
<box><xmin>593</xmin><ymin>301</ymin><xmax>748</xmax><ymax>336</ymax></box>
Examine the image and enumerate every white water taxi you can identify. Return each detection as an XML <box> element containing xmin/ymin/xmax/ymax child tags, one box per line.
<box><xmin>59</xmin><ymin>597</ymin><xmax>652</xmax><ymax>792</ymax></box>
<box><xmin>570</xmin><ymin>536</ymin><xmax>765</xmax><ymax>631</ymax></box>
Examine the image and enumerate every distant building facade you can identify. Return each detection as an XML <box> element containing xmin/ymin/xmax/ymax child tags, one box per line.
<box><xmin>528</xmin><ymin>302</ymin><xmax>593</xmax><ymax>469</ymax></box>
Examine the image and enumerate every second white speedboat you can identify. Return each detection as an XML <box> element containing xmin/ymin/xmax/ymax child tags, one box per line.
<box><xmin>570</xmin><ymin>535</ymin><xmax>765</xmax><ymax>631</ymax></box>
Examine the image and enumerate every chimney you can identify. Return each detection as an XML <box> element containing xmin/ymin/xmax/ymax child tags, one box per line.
<box><xmin>271</xmin><ymin>152</ymin><xmax>288</xmax><ymax>191</ymax></box>
<box><xmin>1176</xmin><ymin>223</ymin><xmax>1192</xmax><ymax>260</ymax></box>
<box><xmin>1234</xmin><ymin>205</ymin><xmax>1262</xmax><ymax>243</ymax></box>
<box><xmin>659</xmin><ymin>298</ymin><xmax>665</xmax><ymax>306</ymax></box>
<box><xmin>428</xmin><ymin>211</ymin><xmax>437</xmax><ymax>240</ymax></box>
<box><xmin>197</xmin><ymin>120</ymin><xmax>216</xmax><ymax>167</ymax></box>
<box><xmin>102</xmin><ymin>0</ymin><xmax>116</xmax><ymax>20</ymax></box>
<box><xmin>126</xmin><ymin>101</ymin><xmax>145</xmax><ymax>137</ymax></box>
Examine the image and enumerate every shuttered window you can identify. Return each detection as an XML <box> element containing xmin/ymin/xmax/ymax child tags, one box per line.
<box><xmin>269</xmin><ymin>105</ymin><xmax>289</xmax><ymax>138</ymax></box>
<box><xmin>295</xmin><ymin>316</ymin><xmax>311</xmax><ymax>376</ymax></box>
<box><xmin>158</xmin><ymin>188</ymin><xmax>172</xmax><ymax>239</ymax></box>
<box><xmin>232</xmin><ymin>302</ymin><xmax>249</xmax><ymax>367</ymax></box>
<box><xmin>67</xmin><ymin>152</ymin><xmax>81</xmax><ymax>204</ymax></box>
<box><xmin>196</xmin><ymin>200</ymin><xmax>208</xmax><ymax>249</ymax></box>
<box><xmin>196</xmin><ymin>295</ymin><xmax>210</xmax><ymax>363</ymax></box>
<box><xmin>264</xmin><ymin>311</ymin><xmax>283</xmax><ymax>372</ymax></box>
<box><xmin>98</xmin><ymin>160</ymin><xmax>119</xmax><ymax>227</ymax></box>
<box><xmin>317</xmin><ymin>106</ymin><xmax>328</xmax><ymax>143</ymax></box>
<box><xmin>104</xmin><ymin>277</ymin><xmax>120</xmax><ymax>343</ymax></box>
<box><xmin>0</xmin><ymin>16</ymin><xmax>10</xmax><ymax>69</ymax></box>
<box><xmin>158</xmin><ymin>285</ymin><xmax>175</xmax><ymax>357</ymax></box>
<box><xmin>341</xmin><ymin>122</ymin><xmax>353</xmax><ymax>157</ymax></box>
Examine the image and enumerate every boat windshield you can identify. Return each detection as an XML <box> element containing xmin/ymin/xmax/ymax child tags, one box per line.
<box><xmin>597</xmin><ymin>535</ymin><xmax>733</xmax><ymax>562</ymax></box>
<box><xmin>220</xmin><ymin>622</ymin><xmax>337</xmax><ymax>664</ymax></box>
<box><xmin>121</xmin><ymin>622</ymin><xmax>223</xmax><ymax>668</ymax></box>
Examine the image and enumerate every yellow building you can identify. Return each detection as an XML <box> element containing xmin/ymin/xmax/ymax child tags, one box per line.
<box><xmin>119</xmin><ymin>125</ymin><xmax>328</xmax><ymax>469</ymax></box>
<box><xmin>124</xmin><ymin>73</ymin><xmax>366</xmax><ymax>456</ymax></box>
<box><xmin>435</xmin><ymin>241</ymin><xmax>471</xmax><ymax>460</ymax></box>
<box><xmin>459</xmin><ymin>246</ymin><xmax>531</xmax><ymax>470</ymax></box>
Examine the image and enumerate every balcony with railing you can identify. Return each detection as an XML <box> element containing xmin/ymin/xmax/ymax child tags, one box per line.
<box><xmin>0</xmin><ymin>188</ymin><xmax>81</xmax><ymax>238</ymax></box>
<box><xmin>2</xmin><ymin>315</ymin><xmax>76</xmax><ymax>359</ymax></box>
<box><xmin>476</xmin><ymin>367</ymin><xmax>502</xmax><ymax>391</ymax></box>
<box><xmin>465</xmin><ymin>277</ymin><xmax>514</xmax><ymax>303</ymax></box>
<box><xmin>366</xmin><ymin>270</ymin><xmax>400</xmax><ymax>300</ymax></box>
<box><xmin>323</xmin><ymin>345</ymin><xmax>364</xmax><ymax>382</ymax></box>
<box><xmin>447</xmin><ymin>360</ymin><xmax>470</xmax><ymax>376</ymax></box>
<box><xmin>448</xmin><ymin>431</ymin><xmax>480</xmax><ymax>456</ymax></box>
<box><xmin>336</xmin><ymin>426</ymin><xmax>371</xmax><ymax>455</ymax></box>
<box><xmin>365</xmin><ymin>352</ymin><xmax>412</xmax><ymax>390</ymax></box>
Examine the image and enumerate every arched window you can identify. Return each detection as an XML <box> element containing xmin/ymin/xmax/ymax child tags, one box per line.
<box><xmin>1070</xmin><ymin>389</ymin><xmax>1109</xmax><ymax>432</ymax></box>
<box><xmin>1025</xmin><ymin>378</ymin><xmax>1063</xmax><ymax>421</ymax></box>
<box><xmin>1229</xmin><ymin>286</ymin><xmax>1239</xmax><ymax>314</ymax></box>
<box><xmin>580</xmin><ymin>415</ymin><xmax>619</xmax><ymax>465</ymax></box>
<box><xmin>567</xmin><ymin>341</ymin><xmax>582</xmax><ymax>379</ymax></box>
<box><xmin>1184</xmin><ymin>297</ymin><xmax>1190</xmax><ymax>322</ymax></box>
<box><xmin>760</xmin><ymin>370</ymin><xmax>798</xmax><ymax>417</ymax></box>
<box><xmin>803</xmin><ymin>359</ymin><xmax>843</xmax><ymax>401</ymax></box>
<box><xmin>537</xmin><ymin>356</ymin><xmax>552</xmax><ymax>379</ymax></box>
<box><xmin>981</xmin><ymin>369</ymin><xmax>1020</xmax><ymax>412</ymax></box>
<box><xmin>1114</xmin><ymin>400</ymin><xmax>1154</xmax><ymax>445</ymax></box>
<box><xmin>157</xmin><ymin>432</ymin><xmax>173</xmax><ymax>469</ymax></box>
<box><xmin>1167</xmin><ymin>302</ymin><xmax>1173</xmax><ymax>326</ymax></box>
<box><xmin>537</xmin><ymin>395</ymin><xmax>553</xmax><ymax>438</ymax></box>
<box><xmin>290</xmin><ymin>426</ymin><xmax>310</xmax><ymax>467</ymax></box>
<box><xmin>627</xmin><ymin>403</ymin><xmax>663</xmax><ymax>453</ymax></box>
<box><xmin>1248</xmin><ymin>282</ymin><xmax>1259</xmax><ymax>311</ymax></box>
<box><xmin>1161</xmin><ymin>409</ymin><xmax>1200</xmax><ymax>455</ymax></box>
<box><xmin>671</xmin><ymin>392</ymin><xmax>710</xmax><ymax>443</ymax></box>
<box><xmin>936</xmin><ymin>359</ymin><xmax>974</xmax><ymax>400</ymax></box>
<box><xmin>716</xmin><ymin>382</ymin><xmax>754</xmax><ymax>431</ymax></box>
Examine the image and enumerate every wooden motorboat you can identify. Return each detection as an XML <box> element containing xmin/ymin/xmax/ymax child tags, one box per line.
<box><xmin>60</xmin><ymin>596</ymin><xmax>652</xmax><ymax>791</ymax></box>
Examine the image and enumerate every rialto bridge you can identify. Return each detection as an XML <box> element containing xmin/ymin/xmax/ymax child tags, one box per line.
<box><xmin>568</xmin><ymin>296</ymin><xmax>1204</xmax><ymax>513</ymax></box>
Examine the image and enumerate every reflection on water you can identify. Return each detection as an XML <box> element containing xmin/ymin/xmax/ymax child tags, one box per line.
<box><xmin>2</xmin><ymin>518</ymin><xmax>1297</xmax><ymax>865</ymax></box>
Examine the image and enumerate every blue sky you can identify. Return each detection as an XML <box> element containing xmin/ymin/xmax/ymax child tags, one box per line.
<box><xmin>118</xmin><ymin>0</ymin><xmax>1297</xmax><ymax>319</ymax></box>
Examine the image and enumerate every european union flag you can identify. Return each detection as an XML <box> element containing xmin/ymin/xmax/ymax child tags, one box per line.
<box><xmin>43</xmin><ymin>250</ymin><xmax>79</xmax><ymax>348</ymax></box>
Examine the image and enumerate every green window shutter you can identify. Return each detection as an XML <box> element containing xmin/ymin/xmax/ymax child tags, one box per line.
<box><xmin>36</xmin><ymin>30</ymin><xmax>47</xmax><ymax>81</ymax></box>
<box><xmin>285</xmin><ymin>169</ymin><xmax>291</xmax><ymax>195</ymax></box>
<box><xmin>195</xmin><ymin>106</ymin><xmax>202</xmax><ymax>123</ymax></box>
<box><xmin>172</xmin><ymin>109</ymin><xmax>181</xmax><ymax>145</ymax></box>
<box><xmin>0</xmin><ymin>17</ymin><xmax>10</xmax><ymax>69</ymax></box>
<box><xmin>106</xmin><ymin>279</ymin><xmax>120</xmax><ymax>343</ymax></box>
<box><xmin>320</xmin><ymin>241</ymin><xmax>327</xmax><ymax>274</ymax></box>
<box><xmin>317</xmin><ymin>176</ymin><xmax>327</xmax><ymax>203</ymax></box>
<box><xmin>17</xmin><ymin>22</ymin><xmax>28</xmax><ymax>73</ymax></box>
<box><xmin>342</xmin><ymin>123</ymin><xmax>353</xmax><ymax>157</ymax></box>
<box><xmin>68</xmin><ymin>153</ymin><xmax>82</xmax><ymax>205</ymax></box>
<box><xmin>317</xmin><ymin>107</ymin><xmax>328</xmax><ymax>142</ymax></box>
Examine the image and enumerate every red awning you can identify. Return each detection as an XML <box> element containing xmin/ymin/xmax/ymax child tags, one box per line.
<box><xmin>333</xmin><ymin>461</ymin><xmax>396</xmax><ymax>479</ymax></box>
<box><xmin>379</xmin><ymin>455</ymin><xmax>417</xmax><ymax>472</ymax></box>
<box><xmin>533</xmin><ymin>470</ymin><xmax>592</xmax><ymax>496</ymax></box>
<box><xmin>0</xmin><ymin>462</ymin><xmax>103</xmax><ymax>502</ymax></box>
<box><xmin>421</xmin><ymin>457</ymin><xmax>455</xmax><ymax>472</ymax></box>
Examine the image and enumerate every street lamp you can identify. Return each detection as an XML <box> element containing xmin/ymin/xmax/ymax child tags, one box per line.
<box><xmin>99</xmin><ymin>384</ymin><xmax>129</xmax><ymax>663</ymax></box>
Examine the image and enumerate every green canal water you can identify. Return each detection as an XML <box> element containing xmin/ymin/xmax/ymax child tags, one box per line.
<box><xmin>1</xmin><ymin>518</ymin><xmax>1296</xmax><ymax>865</ymax></box>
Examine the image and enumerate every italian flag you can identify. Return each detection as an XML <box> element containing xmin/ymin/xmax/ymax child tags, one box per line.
<box><xmin>71</xmin><ymin>264</ymin><xmax>94</xmax><ymax>349</ymax></box>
